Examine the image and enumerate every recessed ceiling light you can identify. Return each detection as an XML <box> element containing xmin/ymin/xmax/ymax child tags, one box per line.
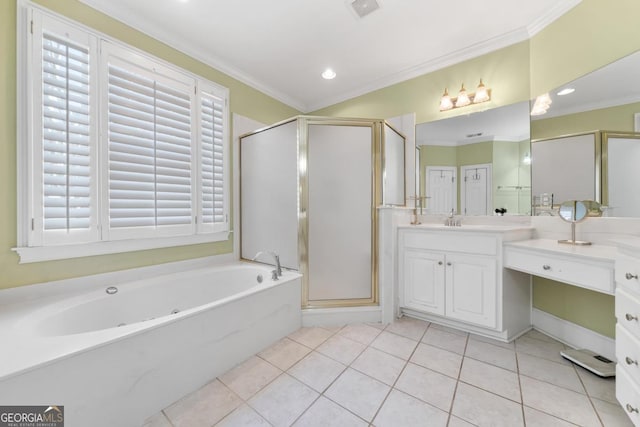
<box><xmin>557</xmin><ymin>88</ymin><xmax>575</xmax><ymax>96</ymax></box>
<box><xmin>321</xmin><ymin>69</ymin><xmax>336</xmax><ymax>80</ymax></box>
<box><xmin>349</xmin><ymin>0</ymin><xmax>380</xmax><ymax>18</ymax></box>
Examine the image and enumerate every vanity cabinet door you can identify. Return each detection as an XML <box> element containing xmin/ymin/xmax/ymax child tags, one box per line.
<box><xmin>445</xmin><ymin>253</ymin><xmax>497</xmax><ymax>328</ymax></box>
<box><xmin>402</xmin><ymin>248</ymin><xmax>445</xmax><ymax>315</ymax></box>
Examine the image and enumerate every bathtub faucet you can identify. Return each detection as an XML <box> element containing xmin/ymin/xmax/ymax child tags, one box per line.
<box><xmin>252</xmin><ymin>251</ymin><xmax>282</xmax><ymax>279</ymax></box>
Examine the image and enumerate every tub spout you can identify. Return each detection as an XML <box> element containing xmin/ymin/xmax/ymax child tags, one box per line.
<box><xmin>252</xmin><ymin>251</ymin><xmax>282</xmax><ymax>278</ymax></box>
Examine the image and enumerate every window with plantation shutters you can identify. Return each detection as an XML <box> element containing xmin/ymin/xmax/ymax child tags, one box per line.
<box><xmin>199</xmin><ymin>87</ymin><xmax>228</xmax><ymax>233</ymax></box>
<box><xmin>105</xmin><ymin>53</ymin><xmax>195</xmax><ymax>239</ymax></box>
<box><xmin>20</xmin><ymin>7</ymin><xmax>230</xmax><ymax>261</ymax></box>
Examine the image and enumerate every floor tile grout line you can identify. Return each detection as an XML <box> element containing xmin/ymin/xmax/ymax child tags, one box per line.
<box><xmin>446</xmin><ymin>333</ymin><xmax>470</xmax><ymax>426</ymax></box>
<box><xmin>515</xmin><ymin>348</ymin><xmax>526</xmax><ymax>426</ymax></box>
<box><xmin>571</xmin><ymin>360</ymin><xmax>607</xmax><ymax>426</ymax></box>
<box><xmin>368</xmin><ymin>321</ymin><xmax>430</xmax><ymax>425</ymax></box>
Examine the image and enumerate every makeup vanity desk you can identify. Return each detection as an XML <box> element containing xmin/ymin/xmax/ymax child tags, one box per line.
<box><xmin>505</xmin><ymin>237</ymin><xmax>640</xmax><ymax>425</ymax></box>
<box><xmin>503</xmin><ymin>239</ymin><xmax>617</xmax><ymax>295</ymax></box>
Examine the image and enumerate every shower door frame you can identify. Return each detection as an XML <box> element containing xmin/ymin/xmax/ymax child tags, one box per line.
<box><xmin>299</xmin><ymin>117</ymin><xmax>383</xmax><ymax>308</ymax></box>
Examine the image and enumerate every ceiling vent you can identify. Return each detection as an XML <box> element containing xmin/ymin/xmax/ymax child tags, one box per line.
<box><xmin>349</xmin><ymin>0</ymin><xmax>380</xmax><ymax>18</ymax></box>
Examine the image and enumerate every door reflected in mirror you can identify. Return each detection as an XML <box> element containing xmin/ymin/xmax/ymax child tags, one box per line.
<box><xmin>416</xmin><ymin>101</ymin><xmax>531</xmax><ymax>216</ymax></box>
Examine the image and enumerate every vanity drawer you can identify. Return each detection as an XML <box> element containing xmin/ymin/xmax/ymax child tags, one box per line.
<box><xmin>618</xmin><ymin>324</ymin><xmax>640</xmax><ymax>384</ymax></box>
<box><xmin>504</xmin><ymin>247</ymin><xmax>614</xmax><ymax>294</ymax></box>
<box><xmin>616</xmin><ymin>366</ymin><xmax>640</xmax><ymax>426</ymax></box>
<box><xmin>617</xmin><ymin>254</ymin><xmax>640</xmax><ymax>295</ymax></box>
<box><xmin>401</xmin><ymin>231</ymin><xmax>497</xmax><ymax>256</ymax></box>
<box><xmin>617</xmin><ymin>288</ymin><xmax>640</xmax><ymax>341</ymax></box>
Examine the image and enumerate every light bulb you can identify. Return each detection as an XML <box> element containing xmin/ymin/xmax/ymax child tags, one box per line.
<box><xmin>455</xmin><ymin>84</ymin><xmax>471</xmax><ymax>108</ymax></box>
<box><xmin>439</xmin><ymin>88</ymin><xmax>453</xmax><ymax>111</ymax></box>
<box><xmin>473</xmin><ymin>79</ymin><xmax>490</xmax><ymax>103</ymax></box>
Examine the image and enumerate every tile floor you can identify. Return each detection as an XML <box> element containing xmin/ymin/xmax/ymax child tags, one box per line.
<box><xmin>143</xmin><ymin>318</ymin><xmax>632</xmax><ymax>427</ymax></box>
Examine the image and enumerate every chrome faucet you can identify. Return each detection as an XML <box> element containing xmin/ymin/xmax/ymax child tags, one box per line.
<box><xmin>444</xmin><ymin>209</ymin><xmax>461</xmax><ymax>227</ymax></box>
<box><xmin>252</xmin><ymin>251</ymin><xmax>282</xmax><ymax>279</ymax></box>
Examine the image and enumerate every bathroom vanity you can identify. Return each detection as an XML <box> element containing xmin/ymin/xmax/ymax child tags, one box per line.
<box><xmin>397</xmin><ymin>224</ymin><xmax>533</xmax><ymax>341</ymax></box>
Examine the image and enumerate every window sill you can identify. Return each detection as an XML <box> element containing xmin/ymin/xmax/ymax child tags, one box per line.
<box><xmin>13</xmin><ymin>231</ymin><xmax>232</xmax><ymax>264</ymax></box>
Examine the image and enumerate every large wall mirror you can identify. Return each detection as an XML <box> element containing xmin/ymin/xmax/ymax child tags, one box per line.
<box><xmin>416</xmin><ymin>101</ymin><xmax>531</xmax><ymax>216</ymax></box>
<box><xmin>530</xmin><ymin>50</ymin><xmax>640</xmax><ymax>217</ymax></box>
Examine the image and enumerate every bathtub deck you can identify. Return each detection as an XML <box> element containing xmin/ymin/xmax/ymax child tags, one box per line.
<box><xmin>143</xmin><ymin>319</ymin><xmax>629</xmax><ymax>427</ymax></box>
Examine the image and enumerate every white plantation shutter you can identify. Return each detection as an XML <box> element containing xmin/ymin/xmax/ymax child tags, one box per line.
<box><xmin>199</xmin><ymin>87</ymin><xmax>228</xmax><ymax>233</ymax></box>
<box><xmin>105</xmin><ymin>52</ymin><xmax>195</xmax><ymax>239</ymax></box>
<box><xmin>30</xmin><ymin>11</ymin><xmax>99</xmax><ymax>247</ymax></box>
<box><xmin>42</xmin><ymin>35</ymin><xmax>91</xmax><ymax>230</ymax></box>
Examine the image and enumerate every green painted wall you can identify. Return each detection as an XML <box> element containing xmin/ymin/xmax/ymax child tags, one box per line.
<box><xmin>529</xmin><ymin>0</ymin><xmax>640</xmax><ymax>97</ymax></box>
<box><xmin>420</xmin><ymin>146</ymin><xmax>456</xmax><ymax>168</ymax></box>
<box><xmin>457</xmin><ymin>141</ymin><xmax>493</xmax><ymax>166</ymax></box>
<box><xmin>533</xmin><ymin>278</ymin><xmax>615</xmax><ymax>338</ymax></box>
<box><xmin>1</xmin><ymin>0</ymin><xmax>299</xmax><ymax>289</ymax></box>
<box><xmin>531</xmin><ymin>102</ymin><xmax>640</xmax><ymax>140</ymax></box>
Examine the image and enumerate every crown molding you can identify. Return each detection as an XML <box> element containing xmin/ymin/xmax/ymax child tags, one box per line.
<box><xmin>527</xmin><ymin>0</ymin><xmax>582</xmax><ymax>37</ymax></box>
<box><xmin>532</xmin><ymin>94</ymin><xmax>640</xmax><ymax>120</ymax></box>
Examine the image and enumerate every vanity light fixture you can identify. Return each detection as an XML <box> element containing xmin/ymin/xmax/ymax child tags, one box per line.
<box><xmin>523</xmin><ymin>152</ymin><xmax>532</xmax><ymax>165</ymax></box>
<box><xmin>321</xmin><ymin>68</ymin><xmax>337</xmax><ymax>80</ymax></box>
<box><xmin>439</xmin><ymin>79</ymin><xmax>491</xmax><ymax>111</ymax></box>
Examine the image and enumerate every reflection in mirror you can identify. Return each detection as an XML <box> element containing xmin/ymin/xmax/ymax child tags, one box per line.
<box><xmin>558</xmin><ymin>200</ymin><xmax>588</xmax><ymax>222</ymax></box>
<box><xmin>530</xmin><ymin>49</ymin><xmax>640</xmax><ymax>217</ymax></box>
<box><xmin>602</xmin><ymin>132</ymin><xmax>640</xmax><ymax>216</ymax></box>
<box><xmin>557</xmin><ymin>200</ymin><xmax>597</xmax><ymax>246</ymax></box>
<box><xmin>382</xmin><ymin>123</ymin><xmax>406</xmax><ymax>206</ymax></box>
<box><xmin>416</xmin><ymin>101</ymin><xmax>531</xmax><ymax>216</ymax></box>
<box><xmin>531</xmin><ymin>132</ymin><xmax>599</xmax><ymax>212</ymax></box>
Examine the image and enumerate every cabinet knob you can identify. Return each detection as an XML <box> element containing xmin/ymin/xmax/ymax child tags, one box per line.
<box><xmin>627</xmin><ymin>404</ymin><xmax>639</xmax><ymax>414</ymax></box>
<box><xmin>438</xmin><ymin>261</ymin><xmax>443</xmax><ymax>265</ymax></box>
<box><xmin>626</xmin><ymin>356</ymin><xmax>638</xmax><ymax>366</ymax></box>
<box><xmin>626</xmin><ymin>272</ymin><xmax>639</xmax><ymax>280</ymax></box>
<box><xmin>542</xmin><ymin>265</ymin><xmax>551</xmax><ymax>270</ymax></box>
<box><xmin>447</xmin><ymin>262</ymin><xmax>452</xmax><ymax>266</ymax></box>
<box><xmin>626</xmin><ymin>313</ymin><xmax>638</xmax><ymax>321</ymax></box>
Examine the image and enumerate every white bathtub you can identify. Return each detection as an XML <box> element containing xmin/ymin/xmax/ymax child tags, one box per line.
<box><xmin>0</xmin><ymin>260</ymin><xmax>302</xmax><ymax>427</ymax></box>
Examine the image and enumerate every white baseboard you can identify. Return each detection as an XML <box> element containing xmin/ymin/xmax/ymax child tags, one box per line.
<box><xmin>532</xmin><ymin>308</ymin><xmax>615</xmax><ymax>361</ymax></box>
<box><xmin>302</xmin><ymin>306</ymin><xmax>382</xmax><ymax>327</ymax></box>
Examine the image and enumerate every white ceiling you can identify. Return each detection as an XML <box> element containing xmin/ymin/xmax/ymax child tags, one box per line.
<box><xmin>78</xmin><ymin>0</ymin><xmax>581</xmax><ymax>112</ymax></box>
<box><xmin>532</xmin><ymin>49</ymin><xmax>640</xmax><ymax>119</ymax></box>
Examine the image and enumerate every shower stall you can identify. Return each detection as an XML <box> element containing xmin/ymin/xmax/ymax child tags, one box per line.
<box><xmin>240</xmin><ymin>116</ymin><xmax>405</xmax><ymax>308</ymax></box>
